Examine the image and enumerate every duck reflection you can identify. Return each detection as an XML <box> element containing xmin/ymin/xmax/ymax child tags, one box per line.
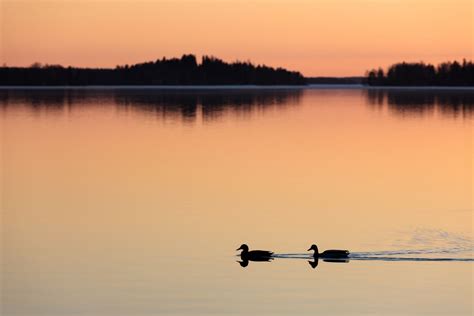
<box><xmin>308</xmin><ymin>258</ymin><xmax>319</xmax><ymax>269</ymax></box>
<box><xmin>238</xmin><ymin>257</ymin><xmax>274</xmax><ymax>268</ymax></box>
<box><xmin>237</xmin><ymin>256</ymin><xmax>349</xmax><ymax>269</ymax></box>
<box><xmin>307</xmin><ymin>257</ymin><xmax>350</xmax><ymax>269</ymax></box>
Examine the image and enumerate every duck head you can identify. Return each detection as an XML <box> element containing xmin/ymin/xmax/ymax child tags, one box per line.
<box><xmin>308</xmin><ymin>244</ymin><xmax>319</xmax><ymax>254</ymax></box>
<box><xmin>236</xmin><ymin>244</ymin><xmax>249</xmax><ymax>252</ymax></box>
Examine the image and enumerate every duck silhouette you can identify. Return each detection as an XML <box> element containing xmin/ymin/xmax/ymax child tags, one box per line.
<box><xmin>237</xmin><ymin>244</ymin><xmax>273</xmax><ymax>260</ymax></box>
<box><xmin>308</xmin><ymin>244</ymin><xmax>349</xmax><ymax>259</ymax></box>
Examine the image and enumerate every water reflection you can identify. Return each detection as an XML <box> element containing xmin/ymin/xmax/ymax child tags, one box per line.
<box><xmin>236</xmin><ymin>255</ymin><xmax>350</xmax><ymax>269</ymax></box>
<box><xmin>2</xmin><ymin>88</ymin><xmax>473</xmax><ymax>120</ymax></box>
<box><xmin>0</xmin><ymin>88</ymin><xmax>303</xmax><ymax>122</ymax></box>
<box><xmin>237</xmin><ymin>257</ymin><xmax>274</xmax><ymax>268</ymax></box>
<box><xmin>308</xmin><ymin>258</ymin><xmax>350</xmax><ymax>269</ymax></box>
<box><xmin>2</xmin><ymin>87</ymin><xmax>472</xmax><ymax>315</ymax></box>
<box><xmin>366</xmin><ymin>89</ymin><xmax>474</xmax><ymax>118</ymax></box>
<box><xmin>308</xmin><ymin>258</ymin><xmax>319</xmax><ymax>269</ymax></box>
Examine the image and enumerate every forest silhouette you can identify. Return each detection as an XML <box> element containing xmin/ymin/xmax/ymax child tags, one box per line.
<box><xmin>1</xmin><ymin>56</ymin><xmax>473</xmax><ymax>86</ymax></box>
<box><xmin>0</xmin><ymin>55</ymin><xmax>305</xmax><ymax>86</ymax></box>
<box><xmin>366</xmin><ymin>60</ymin><xmax>474</xmax><ymax>86</ymax></box>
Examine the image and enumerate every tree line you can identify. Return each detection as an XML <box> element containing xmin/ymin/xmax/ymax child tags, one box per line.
<box><xmin>366</xmin><ymin>60</ymin><xmax>474</xmax><ymax>86</ymax></box>
<box><xmin>0</xmin><ymin>55</ymin><xmax>306</xmax><ymax>86</ymax></box>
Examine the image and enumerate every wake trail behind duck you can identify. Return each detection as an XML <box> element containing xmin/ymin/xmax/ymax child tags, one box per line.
<box><xmin>273</xmin><ymin>247</ymin><xmax>474</xmax><ymax>262</ymax></box>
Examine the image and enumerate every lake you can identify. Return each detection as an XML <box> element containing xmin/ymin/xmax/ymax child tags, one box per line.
<box><xmin>1</xmin><ymin>87</ymin><xmax>473</xmax><ymax>315</ymax></box>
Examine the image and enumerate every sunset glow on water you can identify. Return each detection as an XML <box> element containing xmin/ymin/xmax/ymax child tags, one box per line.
<box><xmin>1</xmin><ymin>88</ymin><xmax>472</xmax><ymax>315</ymax></box>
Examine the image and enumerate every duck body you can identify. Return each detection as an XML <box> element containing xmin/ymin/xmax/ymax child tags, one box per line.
<box><xmin>319</xmin><ymin>249</ymin><xmax>350</xmax><ymax>259</ymax></box>
<box><xmin>237</xmin><ymin>244</ymin><xmax>273</xmax><ymax>260</ymax></box>
<box><xmin>308</xmin><ymin>244</ymin><xmax>349</xmax><ymax>259</ymax></box>
<box><xmin>243</xmin><ymin>250</ymin><xmax>274</xmax><ymax>260</ymax></box>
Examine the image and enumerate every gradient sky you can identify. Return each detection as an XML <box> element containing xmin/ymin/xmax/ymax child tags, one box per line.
<box><xmin>1</xmin><ymin>0</ymin><xmax>473</xmax><ymax>76</ymax></box>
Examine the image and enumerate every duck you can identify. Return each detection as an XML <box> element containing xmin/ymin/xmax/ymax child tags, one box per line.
<box><xmin>308</xmin><ymin>244</ymin><xmax>349</xmax><ymax>259</ymax></box>
<box><xmin>236</xmin><ymin>244</ymin><xmax>273</xmax><ymax>260</ymax></box>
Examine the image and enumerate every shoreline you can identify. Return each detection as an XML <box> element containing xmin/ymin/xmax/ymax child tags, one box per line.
<box><xmin>0</xmin><ymin>84</ymin><xmax>473</xmax><ymax>91</ymax></box>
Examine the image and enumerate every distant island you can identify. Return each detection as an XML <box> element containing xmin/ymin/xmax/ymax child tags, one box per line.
<box><xmin>0</xmin><ymin>55</ymin><xmax>305</xmax><ymax>86</ymax></box>
<box><xmin>366</xmin><ymin>60</ymin><xmax>473</xmax><ymax>86</ymax></box>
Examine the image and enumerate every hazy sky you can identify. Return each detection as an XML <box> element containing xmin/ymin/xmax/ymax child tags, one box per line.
<box><xmin>1</xmin><ymin>0</ymin><xmax>473</xmax><ymax>76</ymax></box>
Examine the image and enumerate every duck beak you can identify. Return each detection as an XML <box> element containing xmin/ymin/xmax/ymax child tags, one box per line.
<box><xmin>236</xmin><ymin>246</ymin><xmax>242</xmax><ymax>251</ymax></box>
<box><xmin>307</xmin><ymin>247</ymin><xmax>311</xmax><ymax>251</ymax></box>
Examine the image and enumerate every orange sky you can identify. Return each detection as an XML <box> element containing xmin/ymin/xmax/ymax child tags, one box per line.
<box><xmin>1</xmin><ymin>0</ymin><xmax>473</xmax><ymax>76</ymax></box>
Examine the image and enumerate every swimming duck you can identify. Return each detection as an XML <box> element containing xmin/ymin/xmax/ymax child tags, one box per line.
<box><xmin>237</xmin><ymin>244</ymin><xmax>273</xmax><ymax>260</ymax></box>
<box><xmin>308</xmin><ymin>244</ymin><xmax>349</xmax><ymax>259</ymax></box>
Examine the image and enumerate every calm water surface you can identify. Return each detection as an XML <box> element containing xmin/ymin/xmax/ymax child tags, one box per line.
<box><xmin>1</xmin><ymin>88</ymin><xmax>473</xmax><ymax>315</ymax></box>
